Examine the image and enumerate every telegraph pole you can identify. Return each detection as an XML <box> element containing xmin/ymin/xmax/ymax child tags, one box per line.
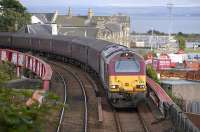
<box><xmin>150</xmin><ymin>27</ymin><xmax>154</xmax><ymax>51</ymax></box>
<box><xmin>167</xmin><ymin>2</ymin><xmax>174</xmax><ymax>41</ymax></box>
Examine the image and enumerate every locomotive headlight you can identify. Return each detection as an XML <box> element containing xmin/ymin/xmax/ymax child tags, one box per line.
<box><xmin>111</xmin><ymin>85</ymin><xmax>119</xmax><ymax>89</ymax></box>
<box><xmin>136</xmin><ymin>85</ymin><xmax>145</xmax><ymax>89</ymax></box>
<box><xmin>112</xmin><ymin>85</ymin><xmax>116</xmax><ymax>88</ymax></box>
<box><xmin>140</xmin><ymin>85</ymin><xmax>145</xmax><ymax>88</ymax></box>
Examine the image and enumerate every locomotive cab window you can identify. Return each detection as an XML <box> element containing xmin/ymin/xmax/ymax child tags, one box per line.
<box><xmin>115</xmin><ymin>60</ymin><xmax>140</xmax><ymax>72</ymax></box>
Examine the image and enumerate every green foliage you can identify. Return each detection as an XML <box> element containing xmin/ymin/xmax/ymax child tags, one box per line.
<box><xmin>0</xmin><ymin>88</ymin><xmax>61</xmax><ymax>132</ymax></box>
<box><xmin>23</xmin><ymin>68</ymin><xmax>33</xmax><ymax>78</ymax></box>
<box><xmin>0</xmin><ymin>88</ymin><xmax>33</xmax><ymax>131</ymax></box>
<box><xmin>185</xmin><ymin>48</ymin><xmax>200</xmax><ymax>53</ymax></box>
<box><xmin>47</xmin><ymin>92</ymin><xmax>60</xmax><ymax>101</ymax></box>
<box><xmin>147</xmin><ymin>29</ymin><xmax>167</xmax><ymax>35</ymax></box>
<box><xmin>176</xmin><ymin>32</ymin><xmax>200</xmax><ymax>41</ymax></box>
<box><xmin>0</xmin><ymin>0</ymin><xmax>31</xmax><ymax>32</ymax></box>
<box><xmin>0</xmin><ymin>61</ymin><xmax>17</xmax><ymax>83</ymax></box>
<box><xmin>177</xmin><ymin>36</ymin><xmax>186</xmax><ymax>50</ymax></box>
<box><xmin>143</xmin><ymin>51</ymin><xmax>157</xmax><ymax>59</ymax></box>
<box><xmin>165</xmin><ymin>89</ymin><xmax>184</xmax><ymax>109</ymax></box>
<box><xmin>146</xmin><ymin>64</ymin><xmax>160</xmax><ymax>83</ymax></box>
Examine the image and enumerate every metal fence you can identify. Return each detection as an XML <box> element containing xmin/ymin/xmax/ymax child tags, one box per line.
<box><xmin>167</xmin><ymin>103</ymin><xmax>200</xmax><ymax>132</ymax></box>
<box><xmin>147</xmin><ymin>77</ymin><xmax>199</xmax><ymax>131</ymax></box>
<box><xmin>185</xmin><ymin>101</ymin><xmax>200</xmax><ymax>114</ymax></box>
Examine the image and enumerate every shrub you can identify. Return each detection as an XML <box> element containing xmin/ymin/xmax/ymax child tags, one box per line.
<box><xmin>176</xmin><ymin>35</ymin><xmax>186</xmax><ymax>50</ymax></box>
<box><xmin>146</xmin><ymin>64</ymin><xmax>160</xmax><ymax>83</ymax></box>
<box><xmin>0</xmin><ymin>61</ymin><xmax>17</xmax><ymax>83</ymax></box>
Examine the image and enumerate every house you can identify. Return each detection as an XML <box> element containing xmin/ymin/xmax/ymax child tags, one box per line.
<box><xmin>22</xmin><ymin>7</ymin><xmax>130</xmax><ymax>47</ymax></box>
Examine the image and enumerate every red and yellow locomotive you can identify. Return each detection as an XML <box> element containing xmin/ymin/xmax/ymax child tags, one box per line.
<box><xmin>100</xmin><ymin>45</ymin><xmax>146</xmax><ymax>108</ymax></box>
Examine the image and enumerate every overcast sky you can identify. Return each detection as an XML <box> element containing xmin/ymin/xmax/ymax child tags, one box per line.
<box><xmin>19</xmin><ymin>0</ymin><xmax>200</xmax><ymax>7</ymax></box>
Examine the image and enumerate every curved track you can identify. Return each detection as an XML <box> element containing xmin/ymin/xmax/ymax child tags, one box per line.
<box><xmin>49</xmin><ymin>60</ymin><xmax>108</xmax><ymax>132</ymax></box>
<box><xmin>54</xmin><ymin>71</ymin><xmax>67</xmax><ymax>132</ymax></box>
<box><xmin>44</xmin><ymin>57</ymin><xmax>173</xmax><ymax>132</ymax></box>
<box><xmin>48</xmin><ymin>60</ymin><xmax>88</xmax><ymax>132</ymax></box>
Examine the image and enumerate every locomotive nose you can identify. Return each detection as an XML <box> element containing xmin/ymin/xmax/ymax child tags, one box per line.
<box><xmin>124</xmin><ymin>82</ymin><xmax>129</xmax><ymax>86</ymax></box>
<box><xmin>110</xmin><ymin>75</ymin><xmax>146</xmax><ymax>93</ymax></box>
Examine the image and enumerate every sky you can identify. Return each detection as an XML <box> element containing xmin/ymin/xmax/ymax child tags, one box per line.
<box><xmin>19</xmin><ymin>0</ymin><xmax>200</xmax><ymax>7</ymax></box>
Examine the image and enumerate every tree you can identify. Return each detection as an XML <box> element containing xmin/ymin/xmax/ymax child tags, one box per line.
<box><xmin>177</xmin><ymin>36</ymin><xmax>186</xmax><ymax>50</ymax></box>
<box><xmin>146</xmin><ymin>64</ymin><xmax>160</xmax><ymax>83</ymax></box>
<box><xmin>0</xmin><ymin>0</ymin><xmax>30</xmax><ymax>32</ymax></box>
<box><xmin>177</xmin><ymin>32</ymin><xmax>184</xmax><ymax>36</ymax></box>
<box><xmin>147</xmin><ymin>29</ymin><xmax>167</xmax><ymax>35</ymax></box>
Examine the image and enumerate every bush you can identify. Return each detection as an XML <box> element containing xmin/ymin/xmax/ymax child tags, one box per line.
<box><xmin>165</xmin><ymin>89</ymin><xmax>185</xmax><ymax>110</ymax></box>
<box><xmin>146</xmin><ymin>65</ymin><xmax>160</xmax><ymax>83</ymax></box>
<box><xmin>0</xmin><ymin>88</ymin><xmax>61</xmax><ymax>132</ymax></box>
<box><xmin>178</xmin><ymin>37</ymin><xmax>186</xmax><ymax>50</ymax></box>
<box><xmin>176</xmin><ymin>34</ymin><xmax>186</xmax><ymax>50</ymax></box>
<box><xmin>0</xmin><ymin>61</ymin><xmax>17</xmax><ymax>83</ymax></box>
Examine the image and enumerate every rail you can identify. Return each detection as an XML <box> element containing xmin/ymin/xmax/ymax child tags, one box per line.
<box><xmin>48</xmin><ymin>61</ymin><xmax>88</xmax><ymax>132</ymax></box>
<box><xmin>137</xmin><ymin>107</ymin><xmax>149</xmax><ymax>132</ymax></box>
<box><xmin>74</xmin><ymin>72</ymin><xmax>88</xmax><ymax>132</ymax></box>
<box><xmin>55</xmin><ymin>71</ymin><xmax>67</xmax><ymax>132</ymax></box>
<box><xmin>113</xmin><ymin>110</ymin><xmax>122</xmax><ymax>132</ymax></box>
<box><xmin>0</xmin><ymin>48</ymin><xmax>53</xmax><ymax>90</ymax></box>
<box><xmin>147</xmin><ymin>77</ymin><xmax>199</xmax><ymax>132</ymax></box>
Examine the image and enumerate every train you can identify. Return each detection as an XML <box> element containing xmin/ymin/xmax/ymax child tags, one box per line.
<box><xmin>0</xmin><ymin>33</ymin><xmax>146</xmax><ymax>108</ymax></box>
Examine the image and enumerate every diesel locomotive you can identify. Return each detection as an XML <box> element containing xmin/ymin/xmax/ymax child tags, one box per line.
<box><xmin>0</xmin><ymin>33</ymin><xmax>146</xmax><ymax>108</ymax></box>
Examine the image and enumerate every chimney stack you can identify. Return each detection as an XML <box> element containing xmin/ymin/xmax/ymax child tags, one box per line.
<box><xmin>51</xmin><ymin>23</ymin><xmax>58</xmax><ymax>35</ymax></box>
<box><xmin>52</xmin><ymin>10</ymin><xmax>58</xmax><ymax>23</ymax></box>
<box><xmin>88</xmin><ymin>8</ymin><xmax>93</xmax><ymax>19</ymax></box>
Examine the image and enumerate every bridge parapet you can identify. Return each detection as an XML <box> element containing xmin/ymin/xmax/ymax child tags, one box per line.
<box><xmin>0</xmin><ymin>48</ymin><xmax>52</xmax><ymax>90</ymax></box>
<box><xmin>147</xmin><ymin>77</ymin><xmax>199</xmax><ymax>132</ymax></box>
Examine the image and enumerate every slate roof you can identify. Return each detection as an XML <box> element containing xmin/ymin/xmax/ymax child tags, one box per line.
<box><xmin>18</xmin><ymin>24</ymin><xmax>52</xmax><ymax>35</ymax></box>
<box><xmin>31</xmin><ymin>13</ymin><xmax>55</xmax><ymax>23</ymax></box>
<box><xmin>28</xmin><ymin>12</ymin><xmax>130</xmax><ymax>38</ymax></box>
<box><xmin>58</xmin><ymin>27</ymin><xmax>97</xmax><ymax>38</ymax></box>
<box><xmin>105</xmin><ymin>22</ymin><xmax>121</xmax><ymax>32</ymax></box>
<box><xmin>56</xmin><ymin>15</ymin><xmax>94</xmax><ymax>27</ymax></box>
<box><xmin>55</xmin><ymin>15</ymin><xmax>130</xmax><ymax>27</ymax></box>
<box><xmin>92</xmin><ymin>15</ymin><xmax>130</xmax><ymax>24</ymax></box>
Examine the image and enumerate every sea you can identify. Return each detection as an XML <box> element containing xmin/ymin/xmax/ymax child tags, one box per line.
<box><xmin>28</xmin><ymin>6</ymin><xmax>200</xmax><ymax>34</ymax></box>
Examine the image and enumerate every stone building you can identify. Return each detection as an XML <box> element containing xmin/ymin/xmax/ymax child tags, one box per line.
<box><xmin>27</xmin><ymin>8</ymin><xmax>130</xmax><ymax>47</ymax></box>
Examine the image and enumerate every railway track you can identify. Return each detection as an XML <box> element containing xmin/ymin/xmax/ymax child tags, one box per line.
<box><xmin>45</xmin><ymin>58</ymin><xmax>173</xmax><ymax>132</ymax></box>
<box><xmin>113</xmin><ymin>108</ymin><xmax>149</xmax><ymax>132</ymax></box>
<box><xmin>61</xmin><ymin>62</ymin><xmax>151</xmax><ymax>132</ymax></box>
<box><xmin>48</xmin><ymin>60</ymin><xmax>88</xmax><ymax>132</ymax></box>
<box><xmin>54</xmin><ymin>71</ymin><xmax>67</xmax><ymax>132</ymax></box>
<box><xmin>49</xmin><ymin>60</ymin><xmax>108</xmax><ymax>132</ymax></box>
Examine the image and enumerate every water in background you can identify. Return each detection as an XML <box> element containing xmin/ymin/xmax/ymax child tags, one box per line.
<box><xmin>28</xmin><ymin>6</ymin><xmax>200</xmax><ymax>34</ymax></box>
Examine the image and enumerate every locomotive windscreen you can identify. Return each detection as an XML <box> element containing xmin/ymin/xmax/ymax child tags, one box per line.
<box><xmin>115</xmin><ymin>60</ymin><xmax>140</xmax><ymax>73</ymax></box>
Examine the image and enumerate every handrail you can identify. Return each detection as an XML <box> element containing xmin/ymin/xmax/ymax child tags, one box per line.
<box><xmin>0</xmin><ymin>48</ymin><xmax>53</xmax><ymax>90</ymax></box>
<box><xmin>147</xmin><ymin>77</ymin><xmax>173</xmax><ymax>104</ymax></box>
<box><xmin>147</xmin><ymin>77</ymin><xmax>199</xmax><ymax>132</ymax></box>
